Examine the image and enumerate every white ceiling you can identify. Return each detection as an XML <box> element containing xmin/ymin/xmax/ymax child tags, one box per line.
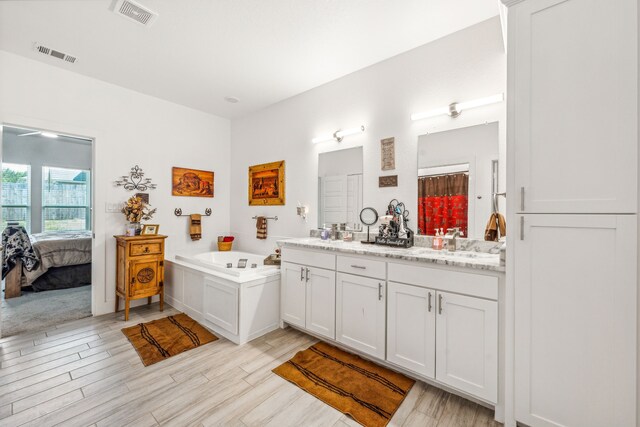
<box><xmin>0</xmin><ymin>1</ymin><xmax>500</xmax><ymax>119</ymax></box>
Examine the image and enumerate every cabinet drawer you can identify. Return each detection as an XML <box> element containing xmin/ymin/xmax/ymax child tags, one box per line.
<box><xmin>337</xmin><ymin>255</ymin><xmax>385</xmax><ymax>279</ymax></box>
<box><xmin>130</xmin><ymin>242</ymin><xmax>163</xmax><ymax>257</ymax></box>
<box><xmin>281</xmin><ymin>247</ymin><xmax>335</xmax><ymax>270</ymax></box>
<box><xmin>388</xmin><ymin>262</ymin><xmax>497</xmax><ymax>300</ymax></box>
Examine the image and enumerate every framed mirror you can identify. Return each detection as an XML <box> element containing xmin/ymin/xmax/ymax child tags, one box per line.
<box><xmin>417</xmin><ymin>122</ymin><xmax>500</xmax><ymax>239</ymax></box>
<box><xmin>317</xmin><ymin>147</ymin><xmax>363</xmax><ymax>230</ymax></box>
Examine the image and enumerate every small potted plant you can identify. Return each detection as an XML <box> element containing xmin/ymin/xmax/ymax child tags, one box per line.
<box><xmin>122</xmin><ymin>195</ymin><xmax>157</xmax><ymax>236</ymax></box>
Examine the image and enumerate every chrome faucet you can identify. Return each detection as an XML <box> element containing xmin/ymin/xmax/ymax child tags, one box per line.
<box><xmin>444</xmin><ymin>227</ymin><xmax>462</xmax><ymax>252</ymax></box>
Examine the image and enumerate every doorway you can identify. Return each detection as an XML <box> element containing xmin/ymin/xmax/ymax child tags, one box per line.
<box><xmin>1</xmin><ymin>124</ymin><xmax>94</xmax><ymax>337</ymax></box>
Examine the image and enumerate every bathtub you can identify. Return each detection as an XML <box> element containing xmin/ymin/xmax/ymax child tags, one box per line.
<box><xmin>166</xmin><ymin>250</ymin><xmax>281</xmax><ymax>345</ymax></box>
<box><xmin>174</xmin><ymin>251</ymin><xmax>279</xmax><ymax>278</ymax></box>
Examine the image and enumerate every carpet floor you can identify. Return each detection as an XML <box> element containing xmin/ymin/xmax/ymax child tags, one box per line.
<box><xmin>1</xmin><ymin>285</ymin><xmax>91</xmax><ymax>337</ymax></box>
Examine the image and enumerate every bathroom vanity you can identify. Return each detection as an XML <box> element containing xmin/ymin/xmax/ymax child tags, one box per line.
<box><xmin>278</xmin><ymin>238</ymin><xmax>505</xmax><ymax>420</ymax></box>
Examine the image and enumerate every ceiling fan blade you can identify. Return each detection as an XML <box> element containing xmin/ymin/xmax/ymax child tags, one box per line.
<box><xmin>17</xmin><ymin>131</ymin><xmax>41</xmax><ymax>137</ymax></box>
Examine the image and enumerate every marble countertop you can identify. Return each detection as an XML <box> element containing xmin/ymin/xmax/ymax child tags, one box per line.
<box><xmin>277</xmin><ymin>238</ymin><xmax>505</xmax><ymax>273</ymax></box>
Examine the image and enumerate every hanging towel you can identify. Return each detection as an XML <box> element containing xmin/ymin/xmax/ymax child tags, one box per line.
<box><xmin>190</xmin><ymin>214</ymin><xmax>202</xmax><ymax>241</ymax></box>
<box><xmin>484</xmin><ymin>212</ymin><xmax>506</xmax><ymax>242</ymax></box>
<box><xmin>256</xmin><ymin>216</ymin><xmax>267</xmax><ymax>240</ymax></box>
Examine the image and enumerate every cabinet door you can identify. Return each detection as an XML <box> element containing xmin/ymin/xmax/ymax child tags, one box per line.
<box><xmin>515</xmin><ymin>214</ymin><xmax>637</xmax><ymax>427</ymax></box>
<box><xmin>336</xmin><ymin>273</ymin><xmax>385</xmax><ymax>359</ymax></box>
<box><xmin>281</xmin><ymin>262</ymin><xmax>306</xmax><ymax>328</ymax></box>
<box><xmin>129</xmin><ymin>259</ymin><xmax>160</xmax><ymax>297</ymax></box>
<box><xmin>436</xmin><ymin>291</ymin><xmax>497</xmax><ymax>403</ymax></box>
<box><xmin>204</xmin><ymin>279</ymin><xmax>238</xmax><ymax>335</ymax></box>
<box><xmin>511</xmin><ymin>0</ymin><xmax>637</xmax><ymax>213</ymax></box>
<box><xmin>387</xmin><ymin>282</ymin><xmax>435</xmax><ymax>378</ymax></box>
<box><xmin>305</xmin><ymin>266</ymin><xmax>336</xmax><ymax>340</ymax></box>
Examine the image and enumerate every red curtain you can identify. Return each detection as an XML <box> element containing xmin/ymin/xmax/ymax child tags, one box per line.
<box><xmin>418</xmin><ymin>173</ymin><xmax>468</xmax><ymax>237</ymax></box>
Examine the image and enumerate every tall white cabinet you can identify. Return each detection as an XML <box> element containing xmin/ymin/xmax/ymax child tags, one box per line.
<box><xmin>510</xmin><ymin>0</ymin><xmax>637</xmax><ymax>214</ymax></box>
<box><xmin>504</xmin><ymin>0</ymin><xmax>639</xmax><ymax>425</ymax></box>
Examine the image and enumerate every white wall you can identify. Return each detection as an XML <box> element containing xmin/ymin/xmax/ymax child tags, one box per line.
<box><xmin>230</xmin><ymin>17</ymin><xmax>506</xmax><ymax>254</ymax></box>
<box><xmin>418</xmin><ymin>121</ymin><xmax>500</xmax><ymax>238</ymax></box>
<box><xmin>0</xmin><ymin>50</ymin><xmax>231</xmax><ymax>316</ymax></box>
<box><xmin>3</xmin><ymin>131</ymin><xmax>92</xmax><ymax>233</ymax></box>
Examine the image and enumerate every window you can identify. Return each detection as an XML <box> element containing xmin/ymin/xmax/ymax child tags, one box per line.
<box><xmin>42</xmin><ymin>166</ymin><xmax>91</xmax><ymax>232</ymax></box>
<box><xmin>1</xmin><ymin>163</ymin><xmax>31</xmax><ymax>231</ymax></box>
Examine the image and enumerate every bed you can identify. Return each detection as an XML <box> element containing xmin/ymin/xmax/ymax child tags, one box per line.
<box><xmin>3</xmin><ymin>229</ymin><xmax>92</xmax><ymax>298</ymax></box>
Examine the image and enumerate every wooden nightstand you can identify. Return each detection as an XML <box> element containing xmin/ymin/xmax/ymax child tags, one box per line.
<box><xmin>114</xmin><ymin>234</ymin><xmax>167</xmax><ymax>321</ymax></box>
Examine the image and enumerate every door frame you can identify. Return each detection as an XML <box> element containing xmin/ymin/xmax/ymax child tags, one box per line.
<box><xmin>0</xmin><ymin>116</ymin><xmax>103</xmax><ymax>335</ymax></box>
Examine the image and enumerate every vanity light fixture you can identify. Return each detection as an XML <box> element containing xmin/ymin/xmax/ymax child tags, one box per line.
<box><xmin>312</xmin><ymin>125</ymin><xmax>365</xmax><ymax>144</ymax></box>
<box><xmin>411</xmin><ymin>93</ymin><xmax>504</xmax><ymax>121</ymax></box>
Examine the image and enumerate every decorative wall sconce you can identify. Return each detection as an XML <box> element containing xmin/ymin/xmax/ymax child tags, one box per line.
<box><xmin>312</xmin><ymin>125</ymin><xmax>365</xmax><ymax>144</ymax></box>
<box><xmin>411</xmin><ymin>93</ymin><xmax>504</xmax><ymax>121</ymax></box>
<box><xmin>297</xmin><ymin>203</ymin><xmax>309</xmax><ymax>220</ymax></box>
<box><xmin>115</xmin><ymin>165</ymin><xmax>157</xmax><ymax>191</ymax></box>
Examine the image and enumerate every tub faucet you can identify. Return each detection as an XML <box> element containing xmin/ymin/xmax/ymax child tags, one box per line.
<box><xmin>444</xmin><ymin>227</ymin><xmax>462</xmax><ymax>252</ymax></box>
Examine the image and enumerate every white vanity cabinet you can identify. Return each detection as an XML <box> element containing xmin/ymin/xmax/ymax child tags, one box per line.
<box><xmin>280</xmin><ymin>248</ymin><xmax>337</xmax><ymax>340</ymax></box>
<box><xmin>387</xmin><ymin>263</ymin><xmax>499</xmax><ymax>404</ymax></box>
<box><xmin>280</xmin><ymin>243</ymin><xmax>504</xmax><ymax>410</ymax></box>
<box><xmin>336</xmin><ymin>273</ymin><xmax>386</xmax><ymax>359</ymax></box>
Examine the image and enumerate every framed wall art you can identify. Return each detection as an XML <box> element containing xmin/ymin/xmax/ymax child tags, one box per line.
<box><xmin>381</xmin><ymin>137</ymin><xmax>396</xmax><ymax>171</ymax></box>
<box><xmin>248</xmin><ymin>161</ymin><xmax>285</xmax><ymax>205</ymax></box>
<box><xmin>172</xmin><ymin>167</ymin><xmax>214</xmax><ymax>197</ymax></box>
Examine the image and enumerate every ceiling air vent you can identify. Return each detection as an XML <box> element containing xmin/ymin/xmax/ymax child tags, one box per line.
<box><xmin>34</xmin><ymin>43</ymin><xmax>78</xmax><ymax>64</ymax></box>
<box><xmin>113</xmin><ymin>0</ymin><xmax>158</xmax><ymax>27</ymax></box>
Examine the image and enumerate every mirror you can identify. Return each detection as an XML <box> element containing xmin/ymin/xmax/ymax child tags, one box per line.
<box><xmin>318</xmin><ymin>146</ymin><xmax>363</xmax><ymax>229</ymax></box>
<box><xmin>417</xmin><ymin>122</ymin><xmax>500</xmax><ymax>240</ymax></box>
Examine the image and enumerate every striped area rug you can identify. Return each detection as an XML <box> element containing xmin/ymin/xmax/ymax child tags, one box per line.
<box><xmin>273</xmin><ymin>342</ymin><xmax>415</xmax><ymax>427</ymax></box>
<box><xmin>122</xmin><ymin>313</ymin><xmax>218</xmax><ymax>366</ymax></box>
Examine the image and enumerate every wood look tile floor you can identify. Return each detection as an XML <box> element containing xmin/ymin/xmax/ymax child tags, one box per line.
<box><xmin>0</xmin><ymin>303</ymin><xmax>502</xmax><ymax>426</ymax></box>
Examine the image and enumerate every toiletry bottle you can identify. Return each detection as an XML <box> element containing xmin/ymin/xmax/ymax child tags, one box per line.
<box><xmin>439</xmin><ymin>229</ymin><xmax>444</xmax><ymax>250</ymax></box>
<box><xmin>432</xmin><ymin>229</ymin><xmax>439</xmax><ymax>250</ymax></box>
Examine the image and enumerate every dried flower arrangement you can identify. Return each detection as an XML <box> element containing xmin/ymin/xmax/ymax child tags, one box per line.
<box><xmin>121</xmin><ymin>195</ymin><xmax>157</xmax><ymax>222</ymax></box>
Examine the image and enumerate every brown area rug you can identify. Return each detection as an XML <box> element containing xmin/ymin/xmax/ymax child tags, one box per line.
<box><xmin>122</xmin><ymin>313</ymin><xmax>217</xmax><ymax>366</ymax></box>
<box><xmin>273</xmin><ymin>341</ymin><xmax>415</xmax><ymax>427</ymax></box>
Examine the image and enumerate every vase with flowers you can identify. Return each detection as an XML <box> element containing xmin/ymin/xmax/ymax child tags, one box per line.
<box><xmin>121</xmin><ymin>195</ymin><xmax>157</xmax><ymax>236</ymax></box>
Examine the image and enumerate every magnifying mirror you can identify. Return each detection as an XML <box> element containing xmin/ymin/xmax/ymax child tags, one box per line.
<box><xmin>359</xmin><ymin>207</ymin><xmax>378</xmax><ymax>244</ymax></box>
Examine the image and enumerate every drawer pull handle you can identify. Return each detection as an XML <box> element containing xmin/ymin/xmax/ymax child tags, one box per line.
<box><xmin>438</xmin><ymin>294</ymin><xmax>443</xmax><ymax>315</ymax></box>
<box><xmin>300</xmin><ymin>267</ymin><xmax>304</xmax><ymax>282</ymax></box>
<box><xmin>378</xmin><ymin>283</ymin><xmax>383</xmax><ymax>301</ymax></box>
<box><xmin>305</xmin><ymin>268</ymin><xmax>310</xmax><ymax>283</ymax></box>
<box><xmin>143</xmin><ymin>247</ymin><xmax>150</xmax><ymax>253</ymax></box>
<box><xmin>130</xmin><ymin>277</ymin><xmax>136</xmax><ymax>285</ymax></box>
<box><xmin>427</xmin><ymin>292</ymin><xmax>432</xmax><ymax>312</ymax></box>
<box><xmin>350</xmin><ymin>265</ymin><xmax>366</xmax><ymax>269</ymax></box>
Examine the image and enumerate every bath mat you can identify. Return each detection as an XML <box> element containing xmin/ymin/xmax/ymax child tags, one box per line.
<box><xmin>272</xmin><ymin>341</ymin><xmax>415</xmax><ymax>427</ymax></box>
<box><xmin>122</xmin><ymin>313</ymin><xmax>217</xmax><ymax>366</ymax></box>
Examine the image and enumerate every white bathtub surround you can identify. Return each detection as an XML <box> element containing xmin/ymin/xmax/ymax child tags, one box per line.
<box><xmin>165</xmin><ymin>251</ymin><xmax>280</xmax><ymax>345</ymax></box>
<box><xmin>279</xmin><ymin>242</ymin><xmax>506</xmax><ymax>423</ymax></box>
<box><xmin>278</xmin><ymin>237</ymin><xmax>503</xmax><ymax>272</ymax></box>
